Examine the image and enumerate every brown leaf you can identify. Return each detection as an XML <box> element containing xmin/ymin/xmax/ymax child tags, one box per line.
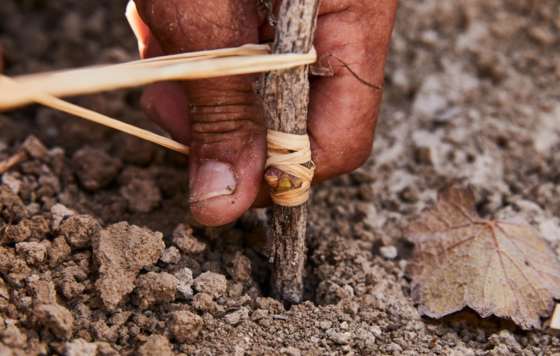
<box><xmin>406</xmin><ymin>185</ymin><xmax>560</xmax><ymax>329</ymax></box>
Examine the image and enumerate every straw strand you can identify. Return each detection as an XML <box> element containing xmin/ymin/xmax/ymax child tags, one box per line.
<box><xmin>0</xmin><ymin>45</ymin><xmax>316</xmax><ymax>111</ymax></box>
<box><xmin>0</xmin><ymin>44</ymin><xmax>316</xmax><ymax>157</ymax></box>
<box><xmin>0</xmin><ymin>75</ymin><xmax>190</xmax><ymax>155</ymax></box>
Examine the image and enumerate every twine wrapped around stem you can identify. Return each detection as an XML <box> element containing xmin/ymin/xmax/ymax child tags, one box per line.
<box><xmin>266</xmin><ymin>130</ymin><xmax>315</xmax><ymax>207</ymax></box>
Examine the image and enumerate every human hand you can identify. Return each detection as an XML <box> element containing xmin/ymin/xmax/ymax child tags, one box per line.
<box><xmin>127</xmin><ymin>0</ymin><xmax>397</xmax><ymax>226</ymax></box>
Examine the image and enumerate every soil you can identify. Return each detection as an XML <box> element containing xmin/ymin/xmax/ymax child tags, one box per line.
<box><xmin>1</xmin><ymin>0</ymin><xmax>560</xmax><ymax>355</ymax></box>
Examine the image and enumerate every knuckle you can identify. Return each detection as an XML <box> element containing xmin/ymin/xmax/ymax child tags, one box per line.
<box><xmin>187</xmin><ymin>80</ymin><xmax>265</xmax><ymax>147</ymax></box>
<box><xmin>192</xmin><ymin>115</ymin><xmax>263</xmax><ymax>136</ymax></box>
<box><xmin>144</xmin><ymin>0</ymin><xmax>258</xmax><ymax>52</ymax></box>
<box><xmin>190</xmin><ymin>102</ymin><xmax>265</xmax><ymax>146</ymax></box>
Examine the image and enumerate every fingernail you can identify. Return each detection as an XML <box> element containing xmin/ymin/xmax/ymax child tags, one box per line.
<box><xmin>189</xmin><ymin>160</ymin><xmax>236</xmax><ymax>203</ymax></box>
<box><xmin>125</xmin><ymin>1</ymin><xmax>146</xmax><ymax>55</ymax></box>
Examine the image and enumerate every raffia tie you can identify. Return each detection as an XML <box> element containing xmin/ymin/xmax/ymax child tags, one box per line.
<box><xmin>266</xmin><ymin>130</ymin><xmax>315</xmax><ymax>207</ymax></box>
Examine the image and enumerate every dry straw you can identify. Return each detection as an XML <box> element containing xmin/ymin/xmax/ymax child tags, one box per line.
<box><xmin>0</xmin><ymin>44</ymin><xmax>316</xmax><ymax>155</ymax></box>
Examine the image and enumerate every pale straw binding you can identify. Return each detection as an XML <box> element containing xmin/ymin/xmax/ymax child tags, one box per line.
<box><xmin>266</xmin><ymin>130</ymin><xmax>315</xmax><ymax>207</ymax></box>
<box><xmin>0</xmin><ymin>44</ymin><xmax>316</xmax><ymax>110</ymax></box>
<box><xmin>0</xmin><ymin>75</ymin><xmax>191</xmax><ymax>155</ymax></box>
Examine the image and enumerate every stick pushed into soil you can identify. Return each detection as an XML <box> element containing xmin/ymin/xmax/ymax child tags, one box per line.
<box><xmin>260</xmin><ymin>0</ymin><xmax>320</xmax><ymax>303</ymax></box>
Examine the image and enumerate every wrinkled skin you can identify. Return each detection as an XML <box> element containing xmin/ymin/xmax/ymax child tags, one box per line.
<box><xmin>127</xmin><ymin>0</ymin><xmax>398</xmax><ymax>226</ymax></box>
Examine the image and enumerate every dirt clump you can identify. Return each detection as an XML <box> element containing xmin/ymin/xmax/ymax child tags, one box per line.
<box><xmin>64</xmin><ymin>338</ymin><xmax>98</xmax><ymax>356</ymax></box>
<box><xmin>191</xmin><ymin>292</ymin><xmax>221</xmax><ymax>315</ymax></box>
<box><xmin>35</xmin><ymin>303</ymin><xmax>74</xmax><ymax>340</ymax></box>
<box><xmin>137</xmin><ymin>335</ymin><xmax>174</xmax><ymax>356</ymax></box>
<box><xmin>169</xmin><ymin>310</ymin><xmax>203</xmax><ymax>343</ymax></box>
<box><xmin>160</xmin><ymin>246</ymin><xmax>181</xmax><ymax>265</ymax></box>
<box><xmin>193</xmin><ymin>271</ymin><xmax>227</xmax><ymax>297</ymax></box>
<box><xmin>0</xmin><ymin>185</ymin><xmax>26</xmax><ymax>222</ymax></box>
<box><xmin>120</xmin><ymin>177</ymin><xmax>162</xmax><ymax>213</ymax></box>
<box><xmin>172</xmin><ymin>224</ymin><xmax>207</xmax><ymax>254</ymax></box>
<box><xmin>48</xmin><ymin>236</ymin><xmax>71</xmax><ymax>267</ymax></box>
<box><xmin>133</xmin><ymin>272</ymin><xmax>178</xmax><ymax>309</ymax></box>
<box><xmin>15</xmin><ymin>241</ymin><xmax>48</xmax><ymax>265</ymax></box>
<box><xmin>58</xmin><ymin>214</ymin><xmax>101</xmax><ymax>249</ymax></box>
<box><xmin>93</xmin><ymin>222</ymin><xmax>164</xmax><ymax>309</ymax></box>
<box><xmin>72</xmin><ymin>147</ymin><xmax>122</xmax><ymax>191</ymax></box>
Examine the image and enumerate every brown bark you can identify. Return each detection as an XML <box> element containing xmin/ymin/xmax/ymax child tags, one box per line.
<box><xmin>259</xmin><ymin>0</ymin><xmax>319</xmax><ymax>303</ymax></box>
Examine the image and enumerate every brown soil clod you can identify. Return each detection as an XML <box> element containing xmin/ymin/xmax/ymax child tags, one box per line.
<box><xmin>133</xmin><ymin>272</ymin><xmax>178</xmax><ymax>310</ymax></box>
<box><xmin>72</xmin><ymin>147</ymin><xmax>122</xmax><ymax>192</ymax></box>
<box><xmin>168</xmin><ymin>310</ymin><xmax>203</xmax><ymax>343</ymax></box>
<box><xmin>92</xmin><ymin>222</ymin><xmax>164</xmax><ymax>309</ymax></box>
<box><xmin>34</xmin><ymin>304</ymin><xmax>75</xmax><ymax>340</ymax></box>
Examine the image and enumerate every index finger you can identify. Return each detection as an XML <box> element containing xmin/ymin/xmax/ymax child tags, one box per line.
<box><xmin>309</xmin><ymin>0</ymin><xmax>398</xmax><ymax>181</ymax></box>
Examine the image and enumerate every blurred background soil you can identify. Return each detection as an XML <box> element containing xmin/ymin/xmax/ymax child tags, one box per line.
<box><xmin>0</xmin><ymin>0</ymin><xmax>559</xmax><ymax>354</ymax></box>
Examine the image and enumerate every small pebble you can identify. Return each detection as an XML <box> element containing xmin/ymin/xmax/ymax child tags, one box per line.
<box><xmin>380</xmin><ymin>245</ymin><xmax>398</xmax><ymax>260</ymax></box>
<box><xmin>370</xmin><ymin>325</ymin><xmax>382</xmax><ymax>337</ymax></box>
<box><xmin>174</xmin><ymin>267</ymin><xmax>194</xmax><ymax>300</ymax></box>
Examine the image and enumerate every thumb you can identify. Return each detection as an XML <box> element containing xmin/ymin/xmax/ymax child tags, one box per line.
<box><xmin>134</xmin><ymin>0</ymin><xmax>265</xmax><ymax>226</ymax></box>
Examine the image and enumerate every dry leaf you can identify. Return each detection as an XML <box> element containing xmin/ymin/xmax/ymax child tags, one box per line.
<box><xmin>406</xmin><ymin>185</ymin><xmax>560</xmax><ymax>329</ymax></box>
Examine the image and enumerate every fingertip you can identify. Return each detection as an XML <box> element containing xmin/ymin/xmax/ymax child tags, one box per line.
<box><xmin>140</xmin><ymin>83</ymin><xmax>191</xmax><ymax>144</ymax></box>
<box><xmin>307</xmin><ymin>2</ymin><xmax>396</xmax><ymax>182</ymax></box>
<box><xmin>130</xmin><ymin>0</ymin><xmax>266</xmax><ymax>227</ymax></box>
<box><xmin>189</xmin><ymin>197</ymin><xmax>242</xmax><ymax>227</ymax></box>
<box><xmin>126</xmin><ymin>0</ymin><xmax>164</xmax><ymax>59</ymax></box>
<box><xmin>126</xmin><ymin>1</ymin><xmax>148</xmax><ymax>55</ymax></box>
<box><xmin>188</xmin><ymin>155</ymin><xmax>264</xmax><ymax>227</ymax></box>
<box><xmin>309</xmin><ymin>74</ymin><xmax>379</xmax><ymax>182</ymax></box>
<box><xmin>190</xmin><ymin>187</ymin><xmax>260</xmax><ymax>226</ymax></box>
